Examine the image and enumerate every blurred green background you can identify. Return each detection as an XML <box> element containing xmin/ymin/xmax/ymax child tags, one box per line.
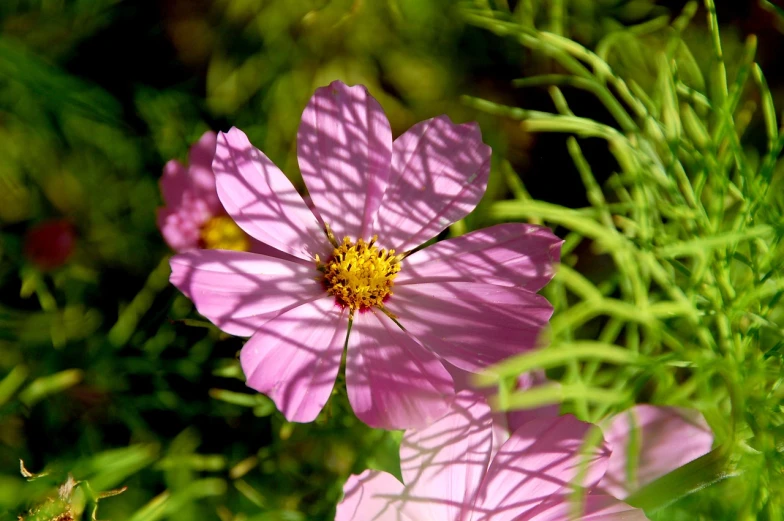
<box><xmin>1</xmin><ymin>1</ymin><xmax>783</xmax><ymax>520</ymax></box>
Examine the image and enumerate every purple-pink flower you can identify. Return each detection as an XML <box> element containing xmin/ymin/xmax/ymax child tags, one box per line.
<box><xmin>485</xmin><ymin>382</ymin><xmax>713</xmax><ymax>499</ymax></box>
<box><xmin>336</xmin><ymin>391</ymin><xmax>648</xmax><ymax>521</ymax></box>
<box><xmin>598</xmin><ymin>405</ymin><xmax>713</xmax><ymax>499</ymax></box>
<box><xmin>169</xmin><ymin>81</ymin><xmax>561</xmax><ymax>429</ymax></box>
<box><xmin>453</xmin><ymin>368</ymin><xmax>714</xmax><ymax>500</ymax></box>
<box><xmin>158</xmin><ymin>131</ymin><xmax>253</xmax><ymax>252</ymax></box>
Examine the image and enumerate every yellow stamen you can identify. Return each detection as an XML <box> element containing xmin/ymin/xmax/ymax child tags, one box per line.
<box><xmin>319</xmin><ymin>235</ymin><xmax>401</xmax><ymax>311</ymax></box>
<box><xmin>200</xmin><ymin>215</ymin><xmax>250</xmax><ymax>251</ymax></box>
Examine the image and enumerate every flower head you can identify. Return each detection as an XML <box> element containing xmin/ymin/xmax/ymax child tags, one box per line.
<box><xmin>318</xmin><ymin>235</ymin><xmax>401</xmax><ymax>311</ymax></box>
<box><xmin>454</xmin><ymin>368</ymin><xmax>714</xmax><ymax>499</ymax></box>
<box><xmin>169</xmin><ymin>81</ymin><xmax>562</xmax><ymax>429</ymax></box>
<box><xmin>598</xmin><ymin>405</ymin><xmax>714</xmax><ymax>499</ymax></box>
<box><xmin>158</xmin><ymin>131</ymin><xmax>252</xmax><ymax>252</ymax></box>
<box><xmin>336</xmin><ymin>391</ymin><xmax>648</xmax><ymax>521</ymax></box>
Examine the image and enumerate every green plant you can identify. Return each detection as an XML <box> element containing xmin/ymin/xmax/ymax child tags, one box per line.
<box><xmin>462</xmin><ymin>1</ymin><xmax>783</xmax><ymax>518</ymax></box>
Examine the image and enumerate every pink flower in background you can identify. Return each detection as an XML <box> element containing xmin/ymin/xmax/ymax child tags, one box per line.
<box><xmin>457</xmin><ymin>370</ymin><xmax>714</xmax><ymax>498</ymax></box>
<box><xmin>336</xmin><ymin>391</ymin><xmax>648</xmax><ymax>521</ymax></box>
<box><xmin>169</xmin><ymin>81</ymin><xmax>561</xmax><ymax>429</ymax></box>
<box><xmin>598</xmin><ymin>405</ymin><xmax>713</xmax><ymax>499</ymax></box>
<box><xmin>158</xmin><ymin>131</ymin><xmax>253</xmax><ymax>252</ymax></box>
<box><xmin>497</xmin><ymin>399</ymin><xmax>714</xmax><ymax>499</ymax></box>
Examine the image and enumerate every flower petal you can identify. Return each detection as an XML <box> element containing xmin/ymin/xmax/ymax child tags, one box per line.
<box><xmin>247</xmin><ymin>238</ymin><xmax>306</xmax><ymax>260</ymax></box>
<box><xmin>471</xmin><ymin>415</ymin><xmax>612</xmax><ymax>521</ymax></box>
<box><xmin>298</xmin><ymin>81</ymin><xmax>392</xmax><ymax>241</ymax></box>
<box><xmin>188</xmin><ymin>131</ymin><xmax>218</xmax><ymax>176</ymax></box>
<box><xmin>598</xmin><ymin>405</ymin><xmax>713</xmax><ymax>499</ymax></box>
<box><xmin>169</xmin><ymin>249</ymin><xmax>324</xmax><ymax>337</ymax></box>
<box><xmin>389</xmin><ymin>282</ymin><xmax>553</xmax><ymax>372</ymax></box>
<box><xmin>446</xmin><ymin>365</ymin><xmax>560</xmax><ymax>458</ymax></box>
<box><xmin>241</xmin><ymin>298</ymin><xmax>347</xmax><ymax>423</ymax></box>
<box><xmin>398</xmin><ymin>223</ymin><xmax>562</xmax><ymax>291</ymax></box>
<box><xmin>213</xmin><ymin>127</ymin><xmax>327</xmax><ymax>261</ymax></box>
<box><xmin>160</xmin><ymin>159</ymin><xmax>189</xmax><ymax>208</ymax></box>
<box><xmin>521</xmin><ymin>494</ymin><xmax>649</xmax><ymax>521</ymax></box>
<box><xmin>399</xmin><ymin>390</ymin><xmax>494</xmax><ymax>521</ymax></box>
<box><xmin>504</xmin><ymin>371</ymin><xmax>561</xmax><ymax>433</ymax></box>
<box><xmin>161</xmin><ymin>131</ymin><xmax>222</xmax><ymax>213</ymax></box>
<box><xmin>374</xmin><ymin>115</ymin><xmax>491</xmax><ymax>252</ymax></box>
<box><xmin>157</xmin><ymin>207</ymin><xmax>202</xmax><ymax>252</ymax></box>
<box><xmin>336</xmin><ymin>470</ymin><xmax>414</xmax><ymax>521</ymax></box>
<box><xmin>186</xmin><ymin>131</ymin><xmax>222</xmax><ymax>211</ymax></box>
<box><xmin>346</xmin><ymin>310</ymin><xmax>454</xmax><ymax>430</ymax></box>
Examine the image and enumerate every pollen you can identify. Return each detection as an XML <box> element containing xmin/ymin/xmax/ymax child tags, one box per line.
<box><xmin>319</xmin><ymin>236</ymin><xmax>401</xmax><ymax>312</ymax></box>
<box><xmin>200</xmin><ymin>215</ymin><xmax>250</xmax><ymax>251</ymax></box>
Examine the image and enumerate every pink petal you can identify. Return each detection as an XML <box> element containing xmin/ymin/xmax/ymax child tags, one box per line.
<box><xmin>157</xmin><ymin>207</ymin><xmax>202</xmax><ymax>252</ymax></box>
<box><xmin>336</xmin><ymin>470</ymin><xmax>414</xmax><ymax>521</ymax></box>
<box><xmin>298</xmin><ymin>81</ymin><xmax>392</xmax><ymax>241</ymax></box>
<box><xmin>161</xmin><ymin>132</ymin><xmax>222</xmax><ymax>214</ymax></box>
<box><xmin>598</xmin><ymin>405</ymin><xmax>713</xmax><ymax>499</ymax></box>
<box><xmin>346</xmin><ymin>310</ymin><xmax>454</xmax><ymax>430</ymax></box>
<box><xmin>521</xmin><ymin>494</ymin><xmax>649</xmax><ymax>521</ymax></box>
<box><xmin>504</xmin><ymin>371</ymin><xmax>561</xmax><ymax>433</ymax></box>
<box><xmin>169</xmin><ymin>249</ymin><xmax>324</xmax><ymax>337</ymax></box>
<box><xmin>160</xmin><ymin>159</ymin><xmax>189</xmax><ymax>208</ymax></box>
<box><xmin>446</xmin><ymin>365</ymin><xmax>560</xmax><ymax>458</ymax></box>
<box><xmin>186</xmin><ymin>131</ymin><xmax>222</xmax><ymax>213</ymax></box>
<box><xmin>373</xmin><ymin>115</ymin><xmax>491</xmax><ymax>252</ymax></box>
<box><xmin>388</xmin><ymin>282</ymin><xmax>553</xmax><ymax>372</ymax></box>
<box><xmin>398</xmin><ymin>224</ymin><xmax>562</xmax><ymax>291</ymax></box>
<box><xmin>213</xmin><ymin>127</ymin><xmax>328</xmax><ymax>261</ymax></box>
<box><xmin>241</xmin><ymin>298</ymin><xmax>347</xmax><ymax>423</ymax></box>
<box><xmin>445</xmin><ymin>365</ymin><xmax>559</xmax><ymax>427</ymax></box>
<box><xmin>443</xmin><ymin>362</ymin><xmax>515</xmax><ymax>460</ymax></box>
<box><xmin>188</xmin><ymin>131</ymin><xmax>219</xmax><ymax>177</ymax></box>
<box><xmin>247</xmin><ymin>238</ymin><xmax>306</xmax><ymax>261</ymax></box>
<box><xmin>471</xmin><ymin>415</ymin><xmax>612</xmax><ymax>521</ymax></box>
<box><xmin>399</xmin><ymin>390</ymin><xmax>494</xmax><ymax>521</ymax></box>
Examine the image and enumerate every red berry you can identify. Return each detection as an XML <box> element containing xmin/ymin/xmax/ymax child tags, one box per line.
<box><xmin>23</xmin><ymin>219</ymin><xmax>76</xmax><ymax>270</ymax></box>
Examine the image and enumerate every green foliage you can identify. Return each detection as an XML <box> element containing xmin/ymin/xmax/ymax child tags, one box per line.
<box><xmin>0</xmin><ymin>0</ymin><xmax>782</xmax><ymax>520</ymax></box>
<box><xmin>463</xmin><ymin>0</ymin><xmax>783</xmax><ymax>518</ymax></box>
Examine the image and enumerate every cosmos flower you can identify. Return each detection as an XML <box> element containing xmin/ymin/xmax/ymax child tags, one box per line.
<box><xmin>158</xmin><ymin>131</ymin><xmax>253</xmax><ymax>252</ymax></box>
<box><xmin>480</xmin><ymin>381</ymin><xmax>714</xmax><ymax>499</ymax></box>
<box><xmin>169</xmin><ymin>81</ymin><xmax>561</xmax><ymax>429</ymax></box>
<box><xmin>597</xmin><ymin>405</ymin><xmax>714</xmax><ymax>499</ymax></box>
<box><xmin>336</xmin><ymin>391</ymin><xmax>648</xmax><ymax>521</ymax></box>
<box><xmin>454</xmin><ymin>369</ymin><xmax>714</xmax><ymax>498</ymax></box>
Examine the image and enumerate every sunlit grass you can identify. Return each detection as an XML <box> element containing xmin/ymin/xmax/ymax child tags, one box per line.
<box><xmin>462</xmin><ymin>1</ymin><xmax>783</xmax><ymax>518</ymax></box>
<box><xmin>0</xmin><ymin>0</ymin><xmax>782</xmax><ymax>519</ymax></box>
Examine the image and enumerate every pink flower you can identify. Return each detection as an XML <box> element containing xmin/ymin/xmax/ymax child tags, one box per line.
<box><xmin>169</xmin><ymin>81</ymin><xmax>561</xmax><ymax>429</ymax></box>
<box><xmin>496</xmin><ymin>398</ymin><xmax>713</xmax><ymax>500</ymax></box>
<box><xmin>447</xmin><ymin>364</ymin><xmax>559</xmax><ymax>457</ymax></box>
<box><xmin>598</xmin><ymin>405</ymin><xmax>713</xmax><ymax>499</ymax></box>
<box><xmin>457</xmin><ymin>370</ymin><xmax>714</xmax><ymax>498</ymax></box>
<box><xmin>158</xmin><ymin>131</ymin><xmax>253</xmax><ymax>252</ymax></box>
<box><xmin>336</xmin><ymin>391</ymin><xmax>648</xmax><ymax>521</ymax></box>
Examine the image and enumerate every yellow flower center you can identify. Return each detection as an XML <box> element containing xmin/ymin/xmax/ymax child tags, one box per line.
<box><xmin>319</xmin><ymin>236</ymin><xmax>401</xmax><ymax>312</ymax></box>
<box><xmin>200</xmin><ymin>215</ymin><xmax>250</xmax><ymax>251</ymax></box>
